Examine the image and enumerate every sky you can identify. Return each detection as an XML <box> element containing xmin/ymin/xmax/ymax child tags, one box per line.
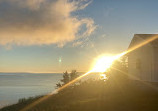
<box><xmin>0</xmin><ymin>0</ymin><xmax>158</xmax><ymax>73</ymax></box>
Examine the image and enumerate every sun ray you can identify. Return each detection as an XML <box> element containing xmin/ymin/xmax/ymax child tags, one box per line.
<box><xmin>21</xmin><ymin>71</ymin><xmax>92</xmax><ymax>111</ymax></box>
<box><xmin>21</xmin><ymin>35</ymin><xmax>158</xmax><ymax>111</ymax></box>
<box><xmin>111</xmin><ymin>66</ymin><xmax>158</xmax><ymax>90</ymax></box>
<box><xmin>122</xmin><ymin>35</ymin><xmax>158</xmax><ymax>56</ymax></box>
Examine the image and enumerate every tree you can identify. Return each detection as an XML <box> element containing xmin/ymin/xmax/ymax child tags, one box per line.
<box><xmin>56</xmin><ymin>71</ymin><xmax>69</xmax><ymax>88</ymax></box>
<box><xmin>56</xmin><ymin>82</ymin><xmax>62</xmax><ymax>88</ymax></box>
<box><xmin>106</xmin><ymin>55</ymin><xmax>128</xmax><ymax>84</ymax></box>
<box><xmin>70</xmin><ymin>70</ymin><xmax>78</xmax><ymax>80</ymax></box>
<box><xmin>56</xmin><ymin>70</ymin><xmax>79</xmax><ymax>88</ymax></box>
<box><xmin>61</xmin><ymin>71</ymin><xmax>70</xmax><ymax>85</ymax></box>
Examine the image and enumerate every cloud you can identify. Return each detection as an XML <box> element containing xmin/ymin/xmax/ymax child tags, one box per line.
<box><xmin>73</xmin><ymin>41</ymin><xmax>83</xmax><ymax>47</ymax></box>
<box><xmin>0</xmin><ymin>0</ymin><xmax>96</xmax><ymax>47</ymax></box>
<box><xmin>72</xmin><ymin>37</ymin><xmax>95</xmax><ymax>49</ymax></box>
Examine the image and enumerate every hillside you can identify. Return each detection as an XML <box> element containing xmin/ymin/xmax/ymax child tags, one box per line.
<box><xmin>1</xmin><ymin>79</ymin><xmax>158</xmax><ymax>111</ymax></box>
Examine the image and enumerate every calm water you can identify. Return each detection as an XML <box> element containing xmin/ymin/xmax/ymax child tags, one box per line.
<box><xmin>0</xmin><ymin>73</ymin><xmax>62</xmax><ymax>108</ymax></box>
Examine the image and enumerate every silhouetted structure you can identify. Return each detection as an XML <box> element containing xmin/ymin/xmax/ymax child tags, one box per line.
<box><xmin>128</xmin><ymin>34</ymin><xmax>158</xmax><ymax>82</ymax></box>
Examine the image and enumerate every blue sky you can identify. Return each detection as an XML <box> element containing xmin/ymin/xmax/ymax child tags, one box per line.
<box><xmin>0</xmin><ymin>0</ymin><xmax>158</xmax><ymax>73</ymax></box>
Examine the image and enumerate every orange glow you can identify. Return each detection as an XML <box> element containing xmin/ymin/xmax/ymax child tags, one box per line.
<box><xmin>22</xmin><ymin>35</ymin><xmax>158</xmax><ymax>111</ymax></box>
<box><xmin>91</xmin><ymin>55</ymin><xmax>115</xmax><ymax>73</ymax></box>
<box><xmin>91</xmin><ymin>52</ymin><xmax>126</xmax><ymax>73</ymax></box>
<box><xmin>21</xmin><ymin>71</ymin><xmax>92</xmax><ymax>111</ymax></box>
<box><xmin>123</xmin><ymin>35</ymin><xmax>158</xmax><ymax>55</ymax></box>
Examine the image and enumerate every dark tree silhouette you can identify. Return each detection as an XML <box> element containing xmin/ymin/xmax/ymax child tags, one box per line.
<box><xmin>70</xmin><ymin>70</ymin><xmax>78</xmax><ymax>80</ymax></box>
<box><xmin>61</xmin><ymin>71</ymin><xmax>70</xmax><ymax>85</ymax></box>
<box><xmin>56</xmin><ymin>70</ymin><xmax>79</xmax><ymax>88</ymax></box>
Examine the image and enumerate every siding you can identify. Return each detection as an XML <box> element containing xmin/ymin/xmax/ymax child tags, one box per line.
<box><xmin>128</xmin><ymin>37</ymin><xmax>154</xmax><ymax>82</ymax></box>
<box><xmin>153</xmin><ymin>46</ymin><xmax>158</xmax><ymax>81</ymax></box>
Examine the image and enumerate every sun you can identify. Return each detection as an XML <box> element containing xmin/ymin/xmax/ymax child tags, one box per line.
<box><xmin>91</xmin><ymin>52</ymin><xmax>126</xmax><ymax>73</ymax></box>
<box><xmin>91</xmin><ymin>55</ymin><xmax>115</xmax><ymax>73</ymax></box>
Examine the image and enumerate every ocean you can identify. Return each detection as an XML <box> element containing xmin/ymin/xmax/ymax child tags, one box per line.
<box><xmin>0</xmin><ymin>73</ymin><xmax>63</xmax><ymax>108</ymax></box>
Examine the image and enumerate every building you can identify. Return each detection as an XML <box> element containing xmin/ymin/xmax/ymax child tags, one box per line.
<box><xmin>128</xmin><ymin>34</ymin><xmax>158</xmax><ymax>82</ymax></box>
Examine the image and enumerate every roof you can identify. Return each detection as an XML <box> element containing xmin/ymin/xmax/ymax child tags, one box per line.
<box><xmin>128</xmin><ymin>34</ymin><xmax>158</xmax><ymax>49</ymax></box>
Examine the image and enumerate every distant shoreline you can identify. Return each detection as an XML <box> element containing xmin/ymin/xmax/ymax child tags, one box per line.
<box><xmin>0</xmin><ymin>72</ymin><xmax>86</xmax><ymax>74</ymax></box>
<box><xmin>0</xmin><ymin>72</ymin><xmax>62</xmax><ymax>74</ymax></box>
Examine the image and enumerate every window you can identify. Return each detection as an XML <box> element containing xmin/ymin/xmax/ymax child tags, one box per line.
<box><xmin>136</xmin><ymin>59</ymin><xmax>141</xmax><ymax>69</ymax></box>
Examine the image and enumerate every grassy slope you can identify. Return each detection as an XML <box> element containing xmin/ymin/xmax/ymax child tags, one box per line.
<box><xmin>1</xmin><ymin>80</ymin><xmax>158</xmax><ymax>111</ymax></box>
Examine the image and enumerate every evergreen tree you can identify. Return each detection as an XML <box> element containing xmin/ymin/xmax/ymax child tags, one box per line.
<box><xmin>56</xmin><ymin>70</ymin><xmax>79</xmax><ymax>88</ymax></box>
<box><xmin>61</xmin><ymin>71</ymin><xmax>70</xmax><ymax>85</ymax></box>
<box><xmin>70</xmin><ymin>70</ymin><xmax>78</xmax><ymax>80</ymax></box>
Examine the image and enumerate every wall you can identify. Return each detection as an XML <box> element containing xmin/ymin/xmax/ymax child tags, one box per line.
<box><xmin>128</xmin><ymin>37</ymin><xmax>154</xmax><ymax>81</ymax></box>
<box><xmin>153</xmin><ymin>46</ymin><xmax>158</xmax><ymax>81</ymax></box>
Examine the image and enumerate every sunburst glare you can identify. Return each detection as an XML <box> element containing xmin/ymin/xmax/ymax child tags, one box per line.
<box><xmin>91</xmin><ymin>52</ymin><xmax>126</xmax><ymax>73</ymax></box>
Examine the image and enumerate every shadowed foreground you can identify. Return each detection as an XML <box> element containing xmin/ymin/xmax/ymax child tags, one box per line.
<box><xmin>1</xmin><ymin>80</ymin><xmax>158</xmax><ymax>111</ymax></box>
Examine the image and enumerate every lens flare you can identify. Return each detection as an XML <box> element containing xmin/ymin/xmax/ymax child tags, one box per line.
<box><xmin>91</xmin><ymin>53</ymin><xmax>126</xmax><ymax>73</ymax></box>
<box><xmin>22</xmin><ymin>35</ymin><xmax>158</xmax><ymax>111</ymax></box>
<box><xmin>91</xmin><ymin>55</ymin><xmax>114</xmax><ymax>72</ymax></box>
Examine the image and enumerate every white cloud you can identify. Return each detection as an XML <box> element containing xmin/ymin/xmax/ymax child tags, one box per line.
<box><xmin>0</xmin><ymin>0</ymin><xmax>96</xmax><ymax>47</ymax></box>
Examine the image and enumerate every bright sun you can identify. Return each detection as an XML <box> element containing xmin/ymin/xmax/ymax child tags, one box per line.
<box><xmin>91</xmin><ymin>52</ymin><xmax>126</xmax><ymax>73</ymax></box>
<box><xmin>91</xmin><ymin>55</ymin><xmax>115</xmax><ymax>73</ymax></box>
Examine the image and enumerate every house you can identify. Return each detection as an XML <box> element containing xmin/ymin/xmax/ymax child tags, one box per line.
<box><xmin>128</xmin><ymin>34</ymin><xmax>158</xmax><ymax>82</ymax></box>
